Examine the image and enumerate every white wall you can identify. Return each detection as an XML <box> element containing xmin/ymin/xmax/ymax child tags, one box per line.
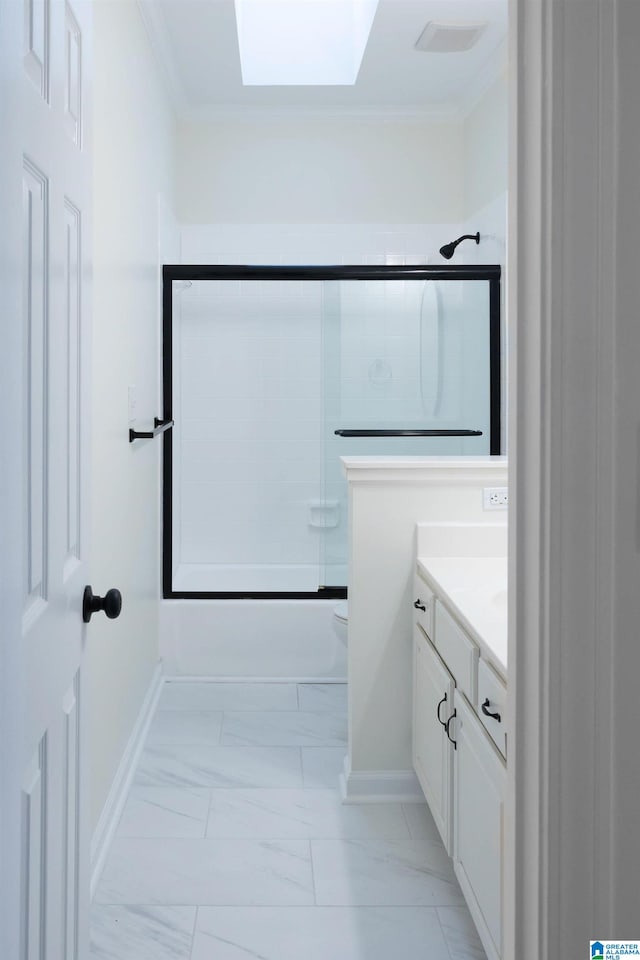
<box><xmin>176</xmin><ymin>117</ymin><xmax>465</xmax><ymax>224</ymax></box>
<box><xmin>89</xmin><ymin>0</ymin><xmax>175</xmax><ymax>834</ymax></box>
<box><xmin>464</xmin><ymin>72</ymin><xmax>508</xmax><ymax>221</ymax></box>
<box><xmin>459</xmin><ymin>73</ymin><xmax>509</xmax><ymax>450</ymax></box>
<box><xmin>458</xmin><ymin>73</ymin><xmax>508</xmax><ymax>267</ymax></box>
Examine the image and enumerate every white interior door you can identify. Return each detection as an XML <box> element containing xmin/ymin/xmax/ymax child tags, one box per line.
<box><xmin>1</xmin><ymin>1</ymin><xmax>94</xmax><ymax>957</ymax></box>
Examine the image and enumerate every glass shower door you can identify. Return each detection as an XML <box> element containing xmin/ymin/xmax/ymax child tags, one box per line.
<box><xmin>164</xmin><ymin>265</ymin><xmax>499</xmax><ymax>598</ymax></box>
<box><xmin>170</xmin><ymin>276</ymin><xmax>325</xmax><ymax>595</ymax></box>
<box><xmin>319</xmin><ymin>276</ymin><xmax>496</xmax><ymax>590</ymax></box>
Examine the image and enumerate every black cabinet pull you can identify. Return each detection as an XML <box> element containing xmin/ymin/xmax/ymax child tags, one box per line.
<box><xmin>445</xmin><ymin>709</ymin><xmax>457</xmax><ymax>750</ymax></box>
<box><xmin>83</xmin><ymin>585</ymin><xmax>122</xmax><ymax>623</ymax></box>
<box><xmin>481</xmin><ymin>698</ymin><xmax>502</xmax><ymax>723</ymax></box>
<box><xmin>436</xmin><ymin>693</ymin><xmax>448</xmax><ymax>728</ymax></box>
<box><xmin>414</xmin><ymin>599</ymin><xmax>426</xmax><ymax>612</ymax></box>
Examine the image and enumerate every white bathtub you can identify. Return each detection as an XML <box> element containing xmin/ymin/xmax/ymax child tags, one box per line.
<box><xmin>159</xmin><ymin>599</ymin><xmax>347</xmax><ymax>680</ymax></box>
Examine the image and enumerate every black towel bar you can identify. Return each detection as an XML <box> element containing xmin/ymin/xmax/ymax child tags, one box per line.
<box><xmin>129</xmin><ymin>418</ymin><xmax>174</xmax><ymax>443</ymax></box>
<box><xmin>334</xmin><ymin>429</ymin><xmax>483</xmax><ymax>438</ymax></box>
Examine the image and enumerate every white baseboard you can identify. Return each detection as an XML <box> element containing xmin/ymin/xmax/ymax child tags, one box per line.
<box><xmin>339</xmin><ymin>754</ymin><xmax>426</xmax><ymax>804</ymax></box>
<box><xmin>90</xmin><ymin>662</ymin><xmax>164</xmax><ymax>899</ymax></box>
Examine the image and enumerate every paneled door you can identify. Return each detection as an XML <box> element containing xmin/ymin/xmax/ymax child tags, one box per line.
<box><xmin>0</xmin><ymin>1</ymin><xmax>94</xmax><ymax>958</ymax></box>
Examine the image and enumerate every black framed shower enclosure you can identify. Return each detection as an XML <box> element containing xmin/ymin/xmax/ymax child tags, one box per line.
<box><xmin>162</xmin><ymin>263</ymin><xmax>502</xmax><ymax>600</ymax></box>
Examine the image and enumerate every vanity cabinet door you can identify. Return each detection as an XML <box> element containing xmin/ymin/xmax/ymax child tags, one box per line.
<box><xmin>413</xmin><ymin>627</ymin><xmax>454</xmax><ymax>853</ymax></box>
<box><xmin>452</xmin><ymin>690</ymin><xmax>506</xmax><ymax>960</ymax></box>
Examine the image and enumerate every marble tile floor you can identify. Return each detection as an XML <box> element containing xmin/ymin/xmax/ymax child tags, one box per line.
<box><xmin>91</xmin><ymin>681</ymin><xmax>487</xmax><ymax>960</ymax></box>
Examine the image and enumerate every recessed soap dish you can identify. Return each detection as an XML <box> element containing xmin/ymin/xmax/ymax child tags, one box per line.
<box><xmin>308</xmin><ymin>500</ymin><xmax>340</xmax><ymax>529</ymax></box>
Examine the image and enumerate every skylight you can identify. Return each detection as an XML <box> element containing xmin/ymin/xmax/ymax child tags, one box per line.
<box><xmin>234</xmin><ymin>0</ymin><xmax>380</xmax><ymax>86</ymax></box>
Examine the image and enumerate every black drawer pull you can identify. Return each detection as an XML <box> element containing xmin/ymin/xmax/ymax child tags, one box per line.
<box><xmin>436</xmin><ymin>693</ymin><xmax>448</xmax><ymax>728</ymax></box>
<box><xmin>414</xmin><ymin>599</ymin><xmax>426</xmax><ymax>612</ymax></box>
<box><xmin>445</xmin><ymin>709</ymin><xmax>457</xmax><ymax>749</ymax></box>
<box><xmin>481</xmin><ymin>698</ymin><xmax>502</xmax><ymax>723</ymax></box>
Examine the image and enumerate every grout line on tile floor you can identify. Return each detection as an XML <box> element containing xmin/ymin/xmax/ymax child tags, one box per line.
<box><xmin>204</xmin><ymin>789</ymin><xmax>213</xmax><ymax>838</ymax></box>
<box><xmin>400</xmin><ymin>803</ymin><xmax>413</xmax><ymax>841</ymax></box>
<box><xmin>219</xmin><ymin>710</ymin><xmax>228</xmax><ymax>742</ymax></box>
<box><xmin>435</xmin><ymin>908</ymin><xmax>456</xmax><ymax>960</ymax></box>
<box><xmin>308</xmin><ymin>837</ymin><xmax>318</xmax><ymax>906</ymax></box>
<box><xmin>188</xmin><ymin>906</ymin><xmax>198</xmax><ymax>960</ymax></box>
<box><xmin>297</xmin><ymin>747</ymin><xmax>304</xmax><ymax>789</ymax></box>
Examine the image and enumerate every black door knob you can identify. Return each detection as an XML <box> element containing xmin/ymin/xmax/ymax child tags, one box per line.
<box><xmin>83</xmin><ymin>585</ymin><xmax>122</xmax><ymax>623</ymax></box>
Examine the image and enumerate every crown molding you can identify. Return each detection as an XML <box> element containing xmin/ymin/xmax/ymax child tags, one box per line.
<box><xmin>178</xmin><ymin>102</ymin><xmax>462</xmax><ymax>124</ymax></box>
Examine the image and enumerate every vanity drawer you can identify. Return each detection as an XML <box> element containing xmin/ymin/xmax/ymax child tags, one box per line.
<box><xmin>477</xmin><ymin>658</ymin><xmax>507</xmax><ymax>757</ymax></box>
<box><xmin>413</xmin><ymin>575</ymin><xmax>435</xmax><ymax>639</ymax></box>
<box><xmin>434</xmin><ymin>602</ymin><xmax>478</xmax><ymax>703</ymax></box>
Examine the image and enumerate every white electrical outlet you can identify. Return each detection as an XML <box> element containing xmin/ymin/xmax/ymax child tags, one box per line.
<box><xmin>483</xmin><ymin>487</ymin><xmax>509</xmax><ymax>510</ymax></box>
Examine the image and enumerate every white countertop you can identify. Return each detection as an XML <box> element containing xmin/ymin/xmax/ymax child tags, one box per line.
<box><xmin>417</xmin><ymin>555</ymin><xmax>508</xmax><ymax>679</ymax></box>
<box><xmin>342</xmin><ymin>456</ymin><xmax>508</xmax><ymax>484</ymax></box>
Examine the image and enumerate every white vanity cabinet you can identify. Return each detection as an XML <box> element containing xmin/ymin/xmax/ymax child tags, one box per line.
<box><xmin>453</xmin><ymin>689</ymin><xmax>506</xmax><ymax>960</ymax></box>
<box><xmin>412</xmin><ymin>569</ymin><xmax>507</xmax><ymax>960</ymax></box>
<box><xmin>412</xmin><ymin>627</ymin><xmax>454</xmax><ymax>852</ymax></box>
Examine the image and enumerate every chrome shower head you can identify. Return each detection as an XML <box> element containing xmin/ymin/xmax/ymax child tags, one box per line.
<box><xmin>439</xmin><ymin>232</ymin><xmax>480</xmax><ymax>260</ymax></box>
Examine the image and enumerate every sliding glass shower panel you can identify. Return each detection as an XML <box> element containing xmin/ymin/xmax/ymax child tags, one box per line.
<box><xmin>164</xmin><ymin>266</ymin><xmax>500</xmax><ymax>597</ymax></box>
<box><xmin>319</xmin><ymin>279</ymin><xmax>493</xmax><ymax>588</ymax></box>
<box><xmin>171</xmin><ymin>278</ymin><xmax>324</xmax><ymax>594</ymax></box>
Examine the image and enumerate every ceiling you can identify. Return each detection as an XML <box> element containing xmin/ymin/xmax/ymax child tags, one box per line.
<box><xmin>141</xmin><ymin>0</ymin><xmax>508</xmax><ymax>116</ymax></box>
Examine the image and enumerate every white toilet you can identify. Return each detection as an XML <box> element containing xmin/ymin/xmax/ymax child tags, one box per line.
<box><xmin>332</xmin><ymin>600</ymin><xmax>348</xmax><ymax>647</ymax></box>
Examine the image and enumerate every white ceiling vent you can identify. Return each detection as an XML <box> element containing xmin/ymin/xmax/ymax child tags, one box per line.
<box><xmin>415</xmin><ymin>21</ymin><xmax>488</xmax><ymax>53</ymax></box>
